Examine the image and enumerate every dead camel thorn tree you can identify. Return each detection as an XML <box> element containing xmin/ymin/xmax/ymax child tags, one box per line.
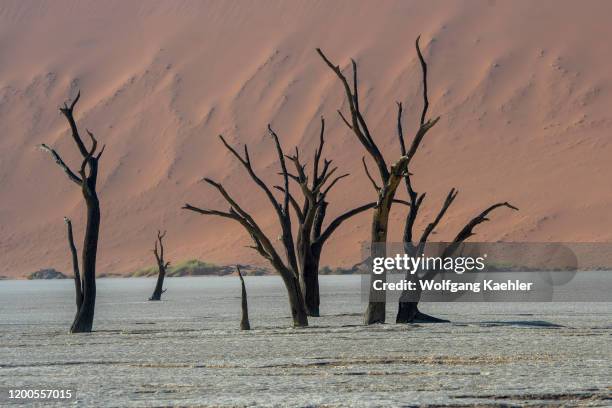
<box><xmin>279</xmin><ymin>116</ymin><xmax>383</xmax><ymax>317</ymax></box>
<box><xmin>40</xmin><ymin>91</ymin><xmax>105</xmax><ymax>333</ymax></box>
<box><xmin>149</xmin><ymin>230</ymin><xmax>170</xmax><ymax>301</ymax></box>
<box><xmin>183</xmin><ymin>127</ymin><xmax>308</xmax><ymax>327</ymax></box>
<box><xmin>396</xmin><ymin>183</ymin><xmax>518</xmax><ymax>322</ymax></box>
<box><xmin>393</xmin><ymin>38</ymin><xmax>518</xmax><ymax>323</ymax></box>
<box><xmin>317</xmin><ymin>37</ymin><xmax>440</xmax><ymax>325</ymax></box>
<box><xmin>237</xmin><ymin>265</ymin><xmax>250</xmax><ymax>330</ymax></box>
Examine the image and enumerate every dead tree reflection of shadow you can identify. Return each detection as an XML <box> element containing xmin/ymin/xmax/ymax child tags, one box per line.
<box><xmin>479</xmin><ymin>320</ymin><xmax>565</xmax><ymax>328</ymax></box>
<box><xmin>323</xmin><ymin>312</ymin><xmax>362</xmax><ymax>317</ymax></box>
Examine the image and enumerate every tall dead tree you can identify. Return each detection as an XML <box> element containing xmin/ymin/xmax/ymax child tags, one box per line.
<box><xmin>281</xmin><ymin>117</ymin><xmax>379</xmax><ymax>316</ymax></box>
<box><xmin>318</xmin><ymin>41</ymin><xmax>439</xmax><ymax>324</ymax></box>
<box><xmin>394</xmin><ymin>38</ymin><xmax>518</xmax><ymax>323</ymax></box>
<box><xmin>183</xmin><ymin>127</ymin><xmax>309</xmax><ymax>327</ymax></box>
<box><xmin>40</xmin><ymin>92</ymin><xmax>104</xmax><ymax>333</ymax></box>
<box><xmin>149</xmin><ymin>230</ymin><xmax>169</xmax><ymax>301</ymax></box>
<box><xmin>237</xmin><ymin>266</ymin><xmax>250</xmax><ymax>330</ymax></box>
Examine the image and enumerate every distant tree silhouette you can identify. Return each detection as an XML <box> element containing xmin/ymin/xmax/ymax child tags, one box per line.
<box><xmin>40</xmin><ymin>92</ymin><xmax>104</xmax><ymax>333</ymax></box>
<box><xmin>149</xmin><ymin>230</ymin><xmax>169</xmax><ymax>301</ymax></box>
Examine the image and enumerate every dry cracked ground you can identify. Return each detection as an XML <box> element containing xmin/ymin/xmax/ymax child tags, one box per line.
<box><xmin>1</xmin><ymin>276</ymin><xmax>610</xmax><ymax>407</ymax></box>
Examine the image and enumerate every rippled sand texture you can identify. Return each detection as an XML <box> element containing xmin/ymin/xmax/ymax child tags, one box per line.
<box><xmin>1</xmin><ymin>276</ymin><xmax>610</xmax><ymax>406</ymax></box>
<box><xmin>3</xmin><ymin>1</ymin><xmax>612</xmax><ymax>278</ymax></box>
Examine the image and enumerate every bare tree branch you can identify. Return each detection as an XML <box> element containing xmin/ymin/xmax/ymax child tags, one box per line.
<box><xmin>362</xmin><ymin>156</ymin><xmax>380</xmax><ymax>192</ymax></box>
<box><xmin>39</xmin><ymin>144</ymin><xmax>83</xmax><ymax>185</ymax></box>
<box><xmin>419</xmin><ymin>188</ymin><xmax>458</xmax><ymax>243</ymax></box>
<box><xmin>320</xmin><ymin>173</ymin><xmax>349</xmax><ymax>197</ymax></box>
<box><xmin>418</xmin><ymin>202</ymin><xmax>520</xmax><ymax>282</ymax></box>
<box><xmin>267</xmin><ymin>124</ymin><xmax>291</xmax><ymax>214</ymax></box>
<box><xmin>452</xmin><ymin>202</ymin><xmax>519</xmax><ymax>244</ymax></box>
<box><xmin>416</xmin><ymin>35</ymin><xmax>429</xmax><ymax>126</ymax></box>
<box><xmin>182</xmin><ymin>203</ymin><xmax>239</xmax><ymax>220</ymax></box>
<box><xmin>85</xmin><ymin>129</ymin><xmax>98</xmax><ymax>157</ymax></box>
<box><xmin>317</xmin><ymin>48</ymin><xmax>389</xmax><ymax>181</ymax></box>
<box><xmin>396</xmin><ymin>102</ymin><xmax>406</xmax><ymax>156</ymax></box>
<box><xmin>59</xmin><ymin>91</ymin><xmax>90</xmax><ymax>158</ymax></box>
<box><xmin>274</xmin><ymin>186</ymin><xmax>304</xmax><ymax>221</ymax></box>
<box><xmin>153</xmin><ymin>230</ymin><xmax>167</xmax><ymax>265</ymax></box>
<box><xmin>316</xmin><ymin>202</ymin><xmax>377</xmax><ymax>245</ymax></box>
<box><xmin>312</xmin><ymin>116</ymin><xmax>325</xmax><ymax>183</ymax></box>
<box><xmin>337</xmin><ymin>110</ymin><xmax>353</xmax><ymax>130</ymax></box>
<box><xmin>403</xmin><ymin>192</ymin><xmax>426</xmax><ymax>246</ymax></box>
<box><xmin>96</xmin><ymin>144</ymin><xmax>106</xmax><ymax>160</ymax></box>
<box><xmin>218</xmin><ymin>134</ymin><xmax>283</xmax><ymax>218</ymax></box>
<box><xmin>400</xmin><ymin>37</ymin><xmax>440</xmax><ymax>168</ymax></box>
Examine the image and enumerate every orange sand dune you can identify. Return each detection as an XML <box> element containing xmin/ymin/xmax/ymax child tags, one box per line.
<box><xmin>1</xmin><ymin>0</ymin><xmax>612</xmax><ymax>278</ymax></box>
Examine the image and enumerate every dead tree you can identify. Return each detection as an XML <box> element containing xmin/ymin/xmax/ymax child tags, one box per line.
<box><xmin>318</xmin><ymin>42</ymin><xmax>439</xmax><ymax>324</ymax></box>
<box><xmin>280</xmin><ymin>117</ymin><xmax>379</xmax><ymax>316</ymax></box>
<box><xmin>40</xmin><ymin>92</ymin><xmax>104</xmax><ymax>333</ymax></box>
<box><xmin>396</xmin><ymin>184</ymin><xmax>518</xmax><ymax>322</ymax></box>
<box><xmin>394</xmin><ymin>38</ymin><xmax>518</xmax><ymax>323</ymax></box>
<box><xmin>183</xmin><ymin>128</ymin><xmax>309</xmax><ymax>327</ymax></box>
<box><xmin>149</xmin><ymin>230</ymin><xmax>169</xmax><ymax>301</ymax></box>
<box><xmin>237</xmin><ymin>266</ymin><xmax>250</xmax><ymax>330</ymax></box>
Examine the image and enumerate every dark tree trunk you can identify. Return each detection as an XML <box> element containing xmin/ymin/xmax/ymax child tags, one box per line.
<box><xmin>287</xmin><ymin>129</ymin><xmax>375</xmax><ymax>318</ymax></box>
<box><xmin>149</xmin><ymin>269</ymin><xmax>165</xmax><ymax>301</ymax></box>
<box><xmin>70</xmin><ymin>194</ymin><xmax>99</xmax><ymax>333</ymax></box>
<box><xmin>279</xmin><ymin>265</ymin><xmax>309</xmax><ymax>327</ymax></box>
<box><xmin>396</xmin><ymin>302</ymin><xmax>450</xmax><ymax>323</ymax></box>
<box><xmin>295</xmin><ymin>195</ymin><xmax>376</xmax><ymax>318</ymax></box>
<box><xmin>364</xmin><ymin>178</ymin><xmax>404</xmax><ymax>325</ymax></box>
<box><xmin>237</xmin><ymin>266</ymin><xmax>250</xmax><ymax>330</ymax></box>
<box><xmin>396</xmin><ymin>283</ymin><xmax>449</xmax><ymax>323</ymax></box>
<box><xmin>396</xmin><ymin>301</ymin><xmax>419</xmax><ymax>323</ymax></box>
<box><xmin>300</xmin><ymin>244</ymin><xmax>322</xmax><ymax>317</ymax></box>
<box><xmin>364</xmin><ymin>213</ymin><xmax>388</xmax><ymax>324</ymax></box>
<box><xmin>296</xmin><ymin>199</ymin><xmax>322</xmax><ymax>317</ymax></box>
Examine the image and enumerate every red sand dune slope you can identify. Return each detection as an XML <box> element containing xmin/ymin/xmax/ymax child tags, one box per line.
<box><xmin>1</xmin><ymin>0</ymin><xmax>612</xmax><ymax>278</ymax></box>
